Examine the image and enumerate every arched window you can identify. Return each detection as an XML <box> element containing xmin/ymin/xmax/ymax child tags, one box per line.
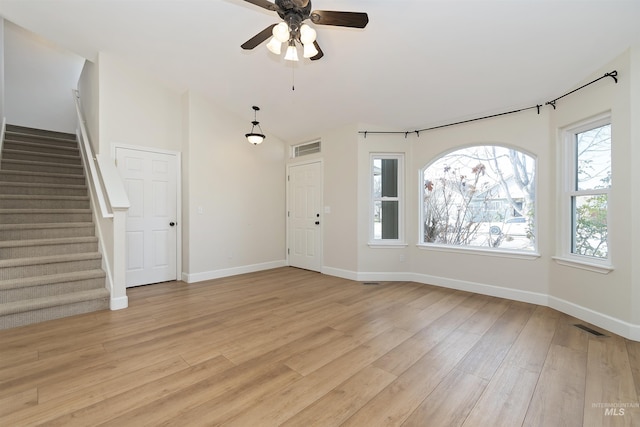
<box><xmin>421</xmin><ymin>145</ymin><xmax>536</xmax><ymax>251</ymax></box>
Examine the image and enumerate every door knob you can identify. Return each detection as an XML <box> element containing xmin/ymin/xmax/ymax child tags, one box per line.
<box><xmin>169</xmin><ymin>222</ymin><xmax>176</xmax><ymax>226</ymax></box>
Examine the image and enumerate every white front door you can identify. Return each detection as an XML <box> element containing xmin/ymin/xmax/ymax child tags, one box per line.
<box><xmin>288</xmin><ymin>161</ymin><xmax>322</xmax><ymax>272</ymax></box>
<box><xmin>116</xmin><ymin>147</ymin><xmax>178</xmax><ymax>287</ymax></box>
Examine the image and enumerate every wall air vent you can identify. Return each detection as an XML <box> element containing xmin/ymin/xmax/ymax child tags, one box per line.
<box><xmin>292</xmin><ymin>140</ymin><xmax>321</xmax><ymax>158</ymax></box>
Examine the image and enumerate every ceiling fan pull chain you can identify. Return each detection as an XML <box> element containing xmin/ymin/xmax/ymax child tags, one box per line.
<box><xmin>291</xmin><ymin>62</ymin><xmax>295</xmax><ymax>91</ymax></box>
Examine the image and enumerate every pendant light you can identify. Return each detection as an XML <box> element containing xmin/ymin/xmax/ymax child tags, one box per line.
<box><xmin>245</xmin><ymin>106</ymin><xmax>266</xmax><ymax>145</ymax></box>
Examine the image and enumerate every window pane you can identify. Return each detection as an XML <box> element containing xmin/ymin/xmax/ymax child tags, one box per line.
<box><xmin>373</xmin><ymin>200</ymin><xmax>399</xmax><ymax>240</ymax></box>
<box><xmin>373</xmin><ymin>159</ymin><xmax>381</xmax><ymax>198</ymax></box>
<box><xmin>381</xmin><ymin>159</ymin><xmax>398</xmax><ymax>197</ymax></box>
<box><xmin>381</xmin><ymin>200</ymin><xmax>399</xmax><ymax>239</ymax></box>
<box><xmin>572</xmin><ymin>194</ymin><xmax>608</xmax><ymax>258</ymax></box>
<box><xmin>576</xmin><ymin>124</ymin><xmax>611</xmax><ymax>190</ymax></box>
<box><xmin>422</xmin><ymin>146</ymin><xmax>535</xmax><ymax>251</ymax></box>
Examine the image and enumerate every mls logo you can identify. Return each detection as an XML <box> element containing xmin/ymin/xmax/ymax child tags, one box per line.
<box><xmin>604</xmin><ymin>408</ymin><xmax>625</xmax><ymax>416</ymax></box>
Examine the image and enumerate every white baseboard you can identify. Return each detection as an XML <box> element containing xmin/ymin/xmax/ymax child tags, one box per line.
<box><xmin>182</xmin><ymin>260</ymin><xmax>287</xmax><ymax>284</ymax></box>
<box><xmin>549</xmin><ymin>296</ymin><xmax>640</xmax><ymax>341</ymax></box>
<box><xmin>321</xmin><ymin>267</ymin><xmax>416</xmax><ymax>282</ymax></box>
<box><xmin>321</xmin><ymin>266</ymin><xmax>359</xmax><ymax>281</ymax></box>
<box><xmin>357</xmin><ymin>271</ymin><xmax>417</xmax><ymax>282</ymax></box>
<box><xmin>410</xmin><ymin>272</ymin><xmax>550</xmax><ymax>306</ymax></box>
<box><xmin>110</xmin><ymin>296</ymin><xmax>128</xmax><ymax>310</ymax></box>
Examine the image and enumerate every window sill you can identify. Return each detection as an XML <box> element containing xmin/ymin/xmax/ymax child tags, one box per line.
<box><xmin>552</xmin><ymin>256</ymin><xmax>613</xmax><ymax>274</ymax></box>
<box><xmin>416</xmin><ymin>243</ymin><xmax>540</xmax><ymax>260</ymax></box>
<box><xmin>368</xmin><ymin>242</ymin><xmax>408</xmax><ymax>249</ymax></box>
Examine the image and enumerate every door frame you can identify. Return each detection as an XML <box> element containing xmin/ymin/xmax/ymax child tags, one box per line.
<box><xmin>112</xmin><ymin>143</ymin><xmax>182</xmax><ymax>284</ymax></box>
<box><xmin>286</xmin><ymin>159</ymin><xmax>323</xmax><ymax>272</ymax></box>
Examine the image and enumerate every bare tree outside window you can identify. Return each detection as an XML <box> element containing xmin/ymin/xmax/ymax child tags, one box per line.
<box><xmin>422</xmin><ymin>146</ymin><xmax>536</xmax><ymax>251</ymax></box>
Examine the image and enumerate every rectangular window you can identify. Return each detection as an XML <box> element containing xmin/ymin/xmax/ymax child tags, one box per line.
<box><xmin>564</xmin><ymin>117</ymin><xmax>611</xmax><ymax>263</ymax></box>
<box><xmin>371</xmin><ymin>154</ymin><xmax>404</xmax><ymax>244</ymax></box>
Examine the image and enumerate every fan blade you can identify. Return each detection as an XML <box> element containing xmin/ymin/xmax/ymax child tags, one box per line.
<box><xmin>310</xmin><ymin>10</ymin><xmax>369</xmax><ymax>28</ymax></box>
<box><xmin>243</xmin><ymin>0</ymin><xmax>279</xmax><ymax>12</ymax></box>
<box><xmin>241</xmin><ymin>24</ymin><xmax>277</xmax><ymax>50</ymax></box>
<box><xmin>310</xmin><ymin>40</ymin><xmax>324</xmax><ymax>61</ymax></box>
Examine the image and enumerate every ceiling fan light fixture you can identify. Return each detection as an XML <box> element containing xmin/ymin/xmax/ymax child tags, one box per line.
<box><xmin>303</xmin><ymin>42</ymin><xmax>318</xmax><ymax>58</ymax></box>
<box><xmin>299</xmin><ymin>24</ymin><xmax>316</xmax><ymax>44</ymax></box>
<box><xmin>266</xmin><ymin>36</ymin><xmax>282</xmax><ymax>55</ymax></box>
<box><xmin>245</xmin><ymin>106</ymin><xmax>266</xmax><ymax>145</ymax></box>
<box><xmin>284</xmin><ymin>42</ymin><xmax>299</xmax><ymax>61</ymax></box>
<box><xmin>273</xmin><ymin>22</ymin><xmax>290</xmax><ymax>43</ymax></box>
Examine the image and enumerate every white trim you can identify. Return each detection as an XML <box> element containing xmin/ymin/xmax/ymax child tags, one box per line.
<box><xmin>357</xmin><ymin>271</ymin><xmax>415</xmax><ymax>282</ymax></box>
<box><xmin>112</xmin><ymin>143</ymin><xmax>183</xmax><ymax>285</ymax></box>
<box><xmin>183</xmin><ymin>260</ymin><xmax>287</xmax><ymax>283</ymax></box>
<box><xmin>549</xmin><ymin>295</ymin><xmax>640</xmax><ymax>341</ymax></box>
<box><xmin>410</xmin><ymin>272</ymin><xmax>549</xmax><ymax>306</ymax></box>
<box><xmin>110</xmin><ymin>296</ymin><xmax>128</xmax><ymax>310</ymax></box>
<box><xmin>321</xmin><ymin>266</ymin><xmax>359</xmax><ymax>281</ymax></box>
<box><xmin>367</xmin><ymin>242</ymin><xmax>409</xmax><ymax>248</ymax></box>
<box><xmin>417</xmin><ymin>243</ymin><xmax>540</xmax><ymax>260</ymax></box>
<box><xmin>552</xmin><ymin>256</ymin><xmax>614</xmax><ymax>274</ymax></box>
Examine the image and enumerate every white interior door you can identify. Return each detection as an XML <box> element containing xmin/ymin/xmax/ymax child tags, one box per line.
<box><xmin>116</xmin><ymin>147</ymin><xmax>178</xmax><ymax>287</ymax></box>
<box><xmin>288</xmin><ymin>161</ymin><xmax>322</xmax><ymax>272</ymax></box>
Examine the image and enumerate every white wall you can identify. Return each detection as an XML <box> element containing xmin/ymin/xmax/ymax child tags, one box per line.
<box><xmin>97</xmin><ymin>52</ymin><xmax>182</xmax><ymax>155</ymax></box>
<box><xmin>630</xmin><ymin>48</ymin><xmax>640</xmax><ymax>329</ymax></box>
<box><xmin>3</xmin><ymin>21</ymin><xmax>83</xmax><ymax>133</ymax></box>
<box><xmin>182</xmin><ymin>91</ymin><xmax>287</xmax><ymax>282</ymax></box>
<box><xmin>77</xmin><ymin>59</ymin><xmax>99</xmax><ymax>153</ymax></box>
<box><xmin>0</xmin><ymin>18</ymin><xmax>5</xmax><ymax>124</ymax></box>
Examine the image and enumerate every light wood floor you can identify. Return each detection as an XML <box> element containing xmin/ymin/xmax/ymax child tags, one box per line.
<box><xmin>1</xmin><ymin>267</ymin><xmax>639</xmax><ymax>426</ymax></box>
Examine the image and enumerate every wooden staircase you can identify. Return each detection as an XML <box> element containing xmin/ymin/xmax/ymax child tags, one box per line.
<box><xmin>0</xmin><ymin>125</ymin><xmax>109</xmax><ymax>329</ymax></box>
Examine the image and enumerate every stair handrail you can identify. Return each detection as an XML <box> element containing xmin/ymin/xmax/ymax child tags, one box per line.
<box><xmin>72</xmin><ymin>89</ymin><xmax>129</xmax><ymax>217</ymax></box>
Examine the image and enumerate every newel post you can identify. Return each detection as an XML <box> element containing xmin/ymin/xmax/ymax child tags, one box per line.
<box><xmin>110</xmin><ymin>208</ymin><xmax>129</xmax><ymax>310</ymax></box>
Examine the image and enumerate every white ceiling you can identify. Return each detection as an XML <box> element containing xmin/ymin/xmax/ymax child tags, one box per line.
<box><xmin>1</xmin><ymin>0</ymin><xmax>639</xmax><ymax>143</ymax></box>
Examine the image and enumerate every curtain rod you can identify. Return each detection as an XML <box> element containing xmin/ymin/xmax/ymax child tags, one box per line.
<box><xmin>359</xmin><ymin>70</ymin><xmax>618</xmax><ymax>138</ymax></box>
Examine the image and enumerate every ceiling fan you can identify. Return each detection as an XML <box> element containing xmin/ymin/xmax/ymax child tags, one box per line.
<box><xmin>240</xmin><ymin>0</ymin><xmax>369</xmax><ymax>61</ymax></box>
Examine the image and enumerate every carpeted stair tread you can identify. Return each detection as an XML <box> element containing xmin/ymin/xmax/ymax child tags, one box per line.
<box><xmin>0</xmin><ymin>194</ymin><xmax>90</xmax><ymax>209</ymax></box>
<box><xmin>2</xmin><ymin>148</ymin><xmax>81</xmax><ymax>164</ymax></box>
<box><xmin>0</xmin><ymin>269</ymin><xmax>105</xmax><ymax>291</ymax></box>
<box><xmin>0</xmin><ymin>222</ymin><xmax>95</xmax><ymax>241</ymax></box>
<box><xmin>0</xmin><ymin>169</ymin><xmax>85</xmax><ymax>180</ymax></box>
<box><xmin>0</xmin><ymin>179</ymin><xmax>87</xmax><ymax>196</ymax></box>
<box><xmin>0</xmin><ymin>222</ymin><xmax>94</xmax><ymax>231</ymax></box>
<box><xmin>5</xmin><ymin>126</ymin><xmax>77</xmax><ymax>142</ymax></box>
<box><xmin>0</xmin><ymin>252</ymin><xmax>102</xmax><ymax>268</ymax></box>
<box><xmin>0</xmin><ymin>194</ymin><xmax>89</xmax><ymax>201</ymax></box>
<box><xmin>0</xmin><ymin>288</ymin><xmax>109</xmax><ymax>316</ymax></box>
<box><xmin>3</xmin><ymin>139</ymin><xmax>79</xmax><ymax>153</ymax></box>
<box><xmin>0</xmin><ymin>236</ymin><xmax>98</xmax><ymax>248</ymax></box>
<box><xmin>1</xmin><ymin>158</ymin><xmax>84</xmax><ymax>173</ymax></box>
<box><xmin>0</xmin><ymin>208</ymin><xmax>92</xmax><ymax>214</ymax></box>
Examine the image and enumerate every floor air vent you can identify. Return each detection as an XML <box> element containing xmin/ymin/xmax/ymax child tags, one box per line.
<box><xmin>363</xmin><ymin>282</ymin><xmax>380</xmax><ymax>286</ymax></box>
<box><xmin>574</xmin><ymin>324</ymin><xmax>607</xmax><ymax>337</ymax></box>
